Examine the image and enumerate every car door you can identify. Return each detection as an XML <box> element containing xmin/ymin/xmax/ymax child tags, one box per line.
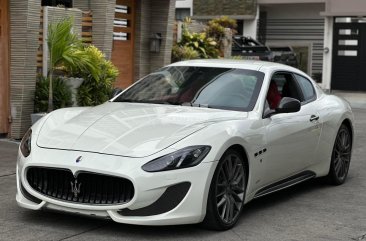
<box><xmin>261</xmin><ymin>72</ymin><xmax>321</xmax><ymax>186</ymax></box>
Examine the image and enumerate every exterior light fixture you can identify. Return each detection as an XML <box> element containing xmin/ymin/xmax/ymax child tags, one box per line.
<box><xmin>150</xmin><ymin>33</ymin><xmax>162</xmax><ymax>53</ymax></box>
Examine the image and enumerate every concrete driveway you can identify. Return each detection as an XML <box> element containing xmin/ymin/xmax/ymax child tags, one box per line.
<box><xmin>1</xmin><ymin>109</ymin><xmax>366</xmax><ymax>241</ymax></box>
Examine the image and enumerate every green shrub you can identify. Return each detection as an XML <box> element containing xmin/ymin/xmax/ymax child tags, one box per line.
<box><xmin>172</xmin><ymin>18</ymin><xmax>219</xmax><ymax>62</ymax></box>
<box><xmin>180</xmin><ymin>31</ymin><xmax>218</xmax><ymax>58</ymax></box>
<box><xmin>172</xmin><ymin>16</ymin><xmax>238</xmax><ymax>62</ymax></box>
<box><xmin>172</xmin><ymin>44</ymin><xmax>200</xmax><ymax>62</ymax></box>
<box><xmin>34</xmin><ymin>76</ymin><xmax>73</xmax><ymax>113</ymax></box>
<box><xmin>76</xmin><ymin>46</ymin><xmax>119</xmax><ymax>106</ymax></box>
<box><xmin>205</xmin><ymin>16</ymin><xmax>237</xmax><ymax>41</ymax></box>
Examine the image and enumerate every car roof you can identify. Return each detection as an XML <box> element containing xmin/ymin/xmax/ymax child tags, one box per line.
<box><xmin>168</xmin><ymin>59</ymin><xmax>299</xmax><ymax>72</ymax></box>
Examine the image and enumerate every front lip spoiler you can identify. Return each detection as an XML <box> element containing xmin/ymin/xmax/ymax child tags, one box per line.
<box><xmin>20</xmin><ymin>182</ymin><xmax>42</xmax><ymax>204</ymax></box>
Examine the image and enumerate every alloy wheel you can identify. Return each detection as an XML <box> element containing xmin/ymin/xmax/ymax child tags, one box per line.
<box><xmin>333</xmin><ymin>127</ymin><xmax>352</xmax><ymax>180</ymax></box>
<box><xmin>215</xmin><ymin>153</ymin><xmax>246</xmax><ymax>224</ymax></box>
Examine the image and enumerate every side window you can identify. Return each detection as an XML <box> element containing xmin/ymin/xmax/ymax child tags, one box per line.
<box><xmin>266</xmin><ymin>72</ymin><xmax>303</xmax><ymax>110</ymax></box>
<box><xmin>294</xmin><ymin>74</ymin><xmax>316</xmax><ymax>102</ymax></box>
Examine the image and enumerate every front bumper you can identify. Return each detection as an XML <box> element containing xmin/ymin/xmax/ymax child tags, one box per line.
<box><xmin>16</xmin><ymin>147</ymin><xmax>217</xmax><ymax>225</ymax></box>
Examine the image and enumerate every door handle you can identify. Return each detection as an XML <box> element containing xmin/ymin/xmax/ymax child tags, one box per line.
<box><xmin>310</xmin><ymin>115</ymin><xmax>319</xmax><ymax>122</ymax></box>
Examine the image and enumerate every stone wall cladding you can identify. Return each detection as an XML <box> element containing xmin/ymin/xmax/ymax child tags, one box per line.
<box><xmin>148</xmin><ymin>0</ymin><xmax>176</xmax><ymax>73</ymax></box>
<box><xmin>9</xmin><ymin>0</ymin><xmax>41</xmax><ymax>138</ymax></box>
<box><xmin>134</xmin><ymin>0</ymin><xmax>151</xmax><ymax>80</ymax></box>
<box><xmin>193</xmin><ymin>0</ymin><xmax>256</xmax><ymax>17</ymax></box>
<box><xmin>73</xmin><ymin>0</ymin><xmax>90</xmax><ymax>11</ymax></box>
<box><xmin>90</xmin><ymin>0</ymin><xmax>115</xmax><ymax>60</ymax></box>
<box><xmin>46</xmin><ymin>7</ymin><xmax>82</xmax><ymax>37</ymax></box>
<box><xmin>134</xmin><ymin>0</ymin><xmax>176</xmax><ymax>80</ymax></box>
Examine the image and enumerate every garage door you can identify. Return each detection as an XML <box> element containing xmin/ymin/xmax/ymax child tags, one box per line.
<box><xmin>0</xmin><ymin>0</ymin><xmax>9</xmax><ymax>134</ymax></box>
<box><xmin>332</xmin><ymin>17</ymin><xmax>366</xmax><ymax>91</ymax></box>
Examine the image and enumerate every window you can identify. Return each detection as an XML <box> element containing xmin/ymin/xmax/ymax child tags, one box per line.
<box><xmin>271</xmin><ymin>73</ymin><xmax>302</xmax><ymax>101</ymax></box>
<box><xmin>115</xmin><ymin>66</ymin><xmax>264</xmax><ymax>112</ymax></box>
<box><xmin>41</xmin><ymin>0</ymin><xmax>72</xmax><ymax>7</ymax></box>
<box><xmin>294</xmin><ymin>74</ymin><xmax>316</xmax><ymax>102</ymax></box>
<box><xmin>265</xmin><ymin>72</ymin><xmax>303</xmax><ymax>110</ymax></box>
<box><xmin>175</xmin><ymin>8</ymin><xmax>191</xmax><ymax>21</ymax></box>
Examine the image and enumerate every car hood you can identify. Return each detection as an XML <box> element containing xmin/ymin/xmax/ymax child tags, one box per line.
<box><xmin>37</xmin><ymin>102</ymin><xmax>247</xmax><ymax>157</ymax></box>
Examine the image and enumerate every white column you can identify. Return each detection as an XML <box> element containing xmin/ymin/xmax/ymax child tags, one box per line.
<box><xmin>322</xmin><ymin>16</ymin><xmax>333</xmax><ymax>91</ymax></box>
<box><xmin>243</xmin><ymin>5</ymin><xmax>259</xmax><ymax>38</ymax></box>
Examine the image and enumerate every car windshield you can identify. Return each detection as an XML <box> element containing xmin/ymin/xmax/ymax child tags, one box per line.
<box><xmin>114</xmin><ymin>66</ymin><xmax>264</xmax><ymax>111</ymax></box>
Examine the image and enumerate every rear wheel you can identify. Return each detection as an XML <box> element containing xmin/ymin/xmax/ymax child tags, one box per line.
<box><xmin>202</xmin><ymin>149</ymin><xmax>246</xmax><ymax>230</ymax></box>
<box><xmin>327</xmin><ymin>124</ymin><xmax>352</xmax><ymax>185</ymax></box>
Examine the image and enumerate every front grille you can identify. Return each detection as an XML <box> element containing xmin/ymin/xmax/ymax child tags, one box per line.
<box><xmin>26</xmin><ymin>167</ymin><xmax>134</xmax><ymax>205</ymax></box>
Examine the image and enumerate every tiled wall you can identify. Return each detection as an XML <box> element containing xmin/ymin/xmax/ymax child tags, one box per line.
<box><xmin>74</xmin><ymin>0</ymin><xmax>115</xmax><ymax>60</ymax></box>
<box><xmin>134</xmin><ymin>0</ymin><xmax>176</xmax><ymax>80</ymax></box>
<box><xmin>9</xmin><ymin>0</ymin><xmax>40</xmax><ymax>139</ymax></box>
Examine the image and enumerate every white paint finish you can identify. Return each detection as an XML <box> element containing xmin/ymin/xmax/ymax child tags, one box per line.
<box><xmin>16</xmin><ymin>60</ymin><xmax>354</xmax><ymax>226</ymax></box>
<box><xmin>258</xmin><ymin>0</ymin><xmax>325</xmax><ymax>4</ymax></box>
<box><xmin>37</xmin><ymin>102</ymin><xmax>246</xmax><ymax>157</ymax></box>
<box><xmin>321</xmin><ymin>16</ymin><xmax>333</xmax><ymax>90</ymax></box>
<box><xmin>338</xmin><ymin>50</ymin><xmax>358</xmax><ymax>56</ymax></box>
<box><xmin>261</xmin><ymin>101</ymin><xmax>321</xmax><ymax>185</ymax></box>
<box><xmin>243</xmin><ymin>6</ymin><xmax>259</xmax><ymax>38</ymax></box>
<box><xmin>324</xmin><ymin>0</ymin><xmax>366</xmax><ymax>16</ymax></box>
<box><xmin>339</xmin><ymin>29</ymin><xmax>359</xmax><ymax>36</ymax></box>
<box><xmin>175</xmin><ymin>0</ymin><xmax>193</xmax><ymax>15</ymax></box>
<box><xmin>338</xmin><ymin>40</ymin><xmax>358</xmax><ymax>46</ymax></box>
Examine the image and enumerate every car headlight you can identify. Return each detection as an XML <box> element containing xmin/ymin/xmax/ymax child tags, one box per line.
<box><xmin>142</xmin><ymin>146</ymin><xmax>211</xmax><ymax>172</ymax></box>
<box><xmin>20</xmin><ymin>129</ymin><xmax>32</xmax><ymax>157</ymax></box>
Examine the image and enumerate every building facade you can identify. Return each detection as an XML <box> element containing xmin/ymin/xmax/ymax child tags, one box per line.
<box><xmin>0</xmin><ymin>0</ymin><xmax>176</xmax><ymax>139</ymax></box>
<box><xmin>187</xmin><ymin>0</ymin><xmax>366</xmax><ymax>91</ymax></box>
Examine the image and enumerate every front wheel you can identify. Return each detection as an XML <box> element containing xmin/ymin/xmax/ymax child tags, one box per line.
<box><xmin>327</xmin><ymin>124</ymin><xmax>352</xmax><ymax>185</ymax></box>
<box><xmin>202</xmin><ymin>149</ymin><xmax>247</xmax><ymax>230</ymax></box>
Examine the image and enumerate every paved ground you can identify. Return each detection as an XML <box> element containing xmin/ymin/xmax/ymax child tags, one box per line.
<box><xmin>1</xmin><ymin>109</ymin><xmax>366</xmax><ymax>241</ymax></box>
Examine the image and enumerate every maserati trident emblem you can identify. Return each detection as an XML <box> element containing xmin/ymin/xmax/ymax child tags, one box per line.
<box><xmin>70</xmin><ymin>179</ymin><xmax>82</xmax><ymax>198</ymax></box>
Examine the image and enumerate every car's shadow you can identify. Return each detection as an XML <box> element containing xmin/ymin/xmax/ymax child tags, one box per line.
<box><xmin>19</xmin><ymin>178</ymin><xmax>334</xmax><ymax>238</ymax></box>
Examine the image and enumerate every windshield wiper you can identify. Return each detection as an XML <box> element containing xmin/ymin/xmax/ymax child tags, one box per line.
<box><xmin>116</xmin><ymin>98</ymin><xmax>135</xmax><ymax>103</ymax></box>
<box><xmin>148</xmin><ymin>100</ymin><xmax>181</xmax><ymax>105</ymax></box>
<box><xmin>182</xmin><ymin>102</ymin><xmax>210</xmax><ymax>108</ymax></box>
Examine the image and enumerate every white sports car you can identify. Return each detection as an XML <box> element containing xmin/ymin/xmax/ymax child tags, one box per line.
<box><xmin>17</xmin><ymin>60</ymin><xmax>354</xmax><ymax>230</ymax></box>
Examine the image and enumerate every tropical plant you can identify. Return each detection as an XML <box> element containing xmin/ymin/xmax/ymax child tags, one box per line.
<box><xmin>205</xmin><ymin>16</ymin><xmax>237</xmax><ymax>56</ymax></box>
<box><xmin>46</xmin><ymin>17</ymin><xmax>99</xmax><ymax>112</ymax></box>
<box><xmin>172</xmin><ymin>18</ymin><xmax>219</xmax><ymax>62</ymax></box>
<box><xmin>180</xmin><ymin>31</ymin><xmax>218</xmax><ymax>58</ymax></box>
<box><xmin>76</xmin><ymin>46</ymin><xmax>119</xmax><ymax>106</ymax></box>
<box><xmin>172</xmin><ymin>45</ymin><xmax>200</xmax><ymax>62</ymax></box>
<box><xmin>34</xmin><ymin>76</ymin><xmax>73</xmax><ymax>113</ymax></box>
<box><xmin>205</xmin><ymin>16</ymin><xmax>237</xmax><ymax>41</ymax></box>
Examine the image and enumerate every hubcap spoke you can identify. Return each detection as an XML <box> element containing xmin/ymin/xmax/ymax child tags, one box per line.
<box><xmin>231</xmin><ymin>191</ymin><xmax>243</xmax><ymax>202</ymax></box>
<box><xmin>217</xmin><ymin>196</ymin><xmax>226</xmax><ymax>208</ymax></box>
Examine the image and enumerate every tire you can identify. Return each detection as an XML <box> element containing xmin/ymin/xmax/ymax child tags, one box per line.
<box><xmin>327</xmin><ymin>124</ymin><xmax>352</xmax><ymax>185</ymax></box>
<box><xmin>202</xmin><ymin>149</ymin><xmax>247</xmax><ymax>230</ymax></box>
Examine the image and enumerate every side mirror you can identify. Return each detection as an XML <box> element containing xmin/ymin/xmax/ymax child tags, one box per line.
<box><xmin>263</xmin><ymin>97</ymin><xmax>301</xmax><ymax>118</ymax></box>
<box><xmin>275</xmin><ymin>97</ymin><xmax>301</xmax><ymax>113</ymax></box>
